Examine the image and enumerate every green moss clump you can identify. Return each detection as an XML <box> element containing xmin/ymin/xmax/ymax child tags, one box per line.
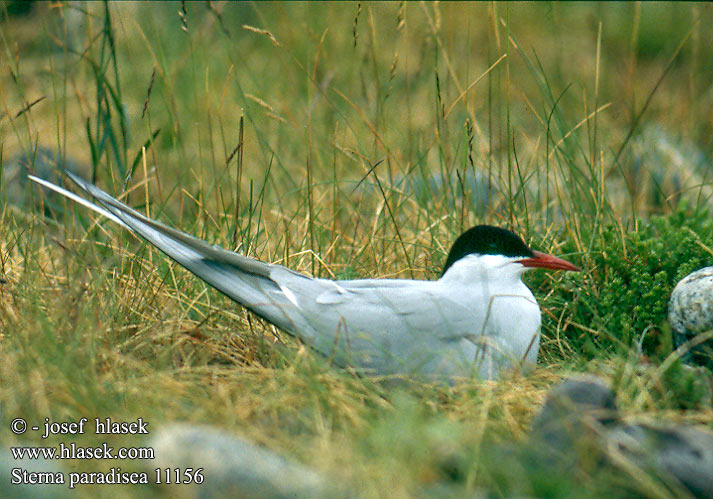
<box><xmin>532</xmin><ymin>207</ymin><xmax>713</xmax><ymax>362</ymax></box>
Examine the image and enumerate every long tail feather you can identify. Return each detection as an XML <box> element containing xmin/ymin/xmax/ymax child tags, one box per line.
<box><xmin>29</xmin><ymin>172</ymin><xmax>306</xmax><ymax>334</ymax></box>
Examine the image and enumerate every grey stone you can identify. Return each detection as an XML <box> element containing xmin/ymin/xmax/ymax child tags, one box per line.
<box><xmin>669</xmin><ymin>267</ymin><xmax>713</xmax><ymax>343</ymax></box>
<box><xmin>531</xmin><ymin>377</ymin><xmax>713</xmax><ymax>498</ymax></box>
<box><xmin>669</xmin><ymin>267</ymin><xmax>713</xmax><ymax>365</ymax></box>
<box><xmin>2</xmin><ymin>147</ymin><xmax>84</xmax><ymax>217</ymax></box>
<box><xmin>397</xmin><ymin>169</ymin><xmax>493</xmax><ymax>213</ymax></box>
<box><xmin>607</xmin><ymin>423</ymin><xmax>713</xmax><ymax>498</ymax></box>
<box><xmin>146</xmin><ymin>424</ymin><xmax>331</xmax><ymax>499</ymax></box>
<box><xmin>533</xmin><ymin>377</ymin><xmax>618</xmax><ymax>424</ymax></box>
<box><xmin>530</xmin><ymin>377</ymin><xmax>618</xmax><ymax>467</ymax></box>
<box><xmin>0</xmin><ymin>450</ymin><xmax>68</xmax><ymax>498</ymax></box>
<box><xmin>355</xmin><ymin>168</ymin><xmax>495</xmax><ymax>214</ymax></box>
<box><xmin>629</xmin><ymin>125</ymin><xmax>711</xmax><ymax>211</ymax></box>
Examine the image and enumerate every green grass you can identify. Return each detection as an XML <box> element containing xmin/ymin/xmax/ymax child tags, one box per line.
<box><xmin>1</xmin><ymin>2</ymin><xmax>713</xmax><ymax>497</ymax></box>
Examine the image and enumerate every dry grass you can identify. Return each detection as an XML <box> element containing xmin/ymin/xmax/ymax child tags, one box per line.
<box><xmin>1</xmin><ymin>2</ymin><xmax>712</xmax><ymax>497</ymax></box>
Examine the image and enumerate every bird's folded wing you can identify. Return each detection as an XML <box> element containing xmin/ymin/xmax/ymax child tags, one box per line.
<box><xmin>314</xmin><ymin>279</ymin><xmax>481</xmax><ymax>340</ymax></box>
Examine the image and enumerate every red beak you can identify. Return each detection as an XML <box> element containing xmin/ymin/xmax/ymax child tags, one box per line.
<box><xmin>517</xmin><ymin>250</ymin><xmax>581</xmax><ymax>272</ymax></box>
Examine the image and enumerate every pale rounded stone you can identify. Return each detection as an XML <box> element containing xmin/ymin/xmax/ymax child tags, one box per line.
<box><xmin>669</xmin><ymin>267</ymin><xmax>713</xmax><ymax>347</ymax></box>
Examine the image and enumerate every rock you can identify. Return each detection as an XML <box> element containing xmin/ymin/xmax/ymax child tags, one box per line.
<box><xmin>628</xmin><ymin>125</ymin><xmax>711</xmax><ymax>212</ymax></box>
<box><xmin>355</xmin><ymin>169</ymin><xmax>494</xmax><ymax>214</ymax></box>
<box><xmin>533</xmin><ymin>377</ymin><xmax>619</xmax><ymax>426</ymax></box>
<box><xmin>146</xmin><ymin>424</ymin><xmax>331</xmax><ymax>498</ymax></box>
<box><xmin>531</xmin><ymin>376</ymin><xmax>713</xmax><ymax>498</ymax></box>
<box><xmin>397</xmin><ymin>169</ymin><xmax>493</xmax><ymax>213</ymax></box>
<box><xmin>2</xmin><ymin>147</ymin><xmax>84</xmax><ymax>217</ymax></box>
<box><xmin>530</xmin><ymin>377</ymin><xmax>618</xmax><ymax>468</ymax></box>
<box><xmin>607</xmin><ymin>423</ymin><xmax>713</xmax><ymax>498</ymax></box>
<box><xmin>669</xmin><ymin>267</ymin><xmax>713</xmax><ymax>366</ymax></box>
<box><xmin>0</xmin><ymin>450</ymin><xmax>68</xmax><ymax>498</ymax></box>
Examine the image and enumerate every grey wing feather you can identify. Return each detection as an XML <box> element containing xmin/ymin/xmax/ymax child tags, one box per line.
<box><xmin>292</xmin><ymin>279</ymin><xmax>483</xmax><ymax>375</ymax></box>
<box><xmin>30</xmin><ymin>172</ymin><xmax>323</xmax><ymax>338</ymax></box>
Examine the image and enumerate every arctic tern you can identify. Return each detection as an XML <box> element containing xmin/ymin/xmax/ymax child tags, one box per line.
<box><xmin>30</xmin><ymin>172</ymin><xmax>580</xmax><ymax>382</ymax></box>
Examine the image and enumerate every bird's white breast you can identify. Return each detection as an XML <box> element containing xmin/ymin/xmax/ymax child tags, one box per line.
<box><xmin>435</xmin><ymin>254</ymin><xmax>542</xmax><ymax>378</ymax></box>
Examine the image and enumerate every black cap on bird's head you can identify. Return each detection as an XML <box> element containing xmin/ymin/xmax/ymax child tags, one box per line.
<box><xmin>441</xmin><ymin>225</ymin><xmax>581</xmax><ymax>277</ymax></box>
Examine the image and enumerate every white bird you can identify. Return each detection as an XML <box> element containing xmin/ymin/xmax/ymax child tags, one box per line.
<box><xmin>30</xmin><ymin>172</ymin><xmax>580</xmax><ymax>382</ymax></box>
